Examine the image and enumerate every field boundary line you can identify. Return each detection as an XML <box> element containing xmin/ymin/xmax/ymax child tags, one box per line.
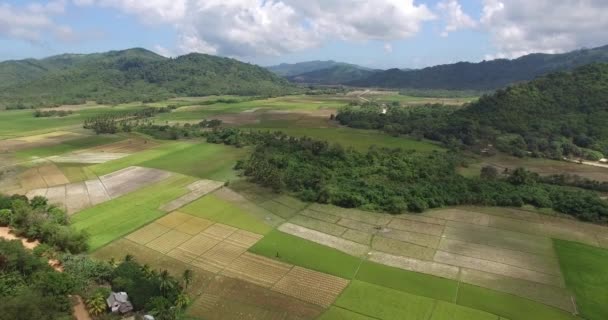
<box><xmin>453</xmin><ymin>267</ymin><xmax>462</xmax><ymax>303</ymax></box>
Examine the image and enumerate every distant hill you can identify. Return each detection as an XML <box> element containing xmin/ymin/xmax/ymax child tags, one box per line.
<box><xmin>267</xmin><ymin>60</ymin><xmax>372</xmax><ymax>77</ymax></box>
<box><xmin>0</xmin><ymin>48</ymin><xmax>294</xmax><ymax>106</ymax></box>
<box><xmin>287</xmin><ymin>64</ymin><xmax>378</xmax><ymax>84</ymax></box>
<box><xmin>349</xmin><ymin>45</ymin><xmax>608</xmax><ymax>90</ymax></box>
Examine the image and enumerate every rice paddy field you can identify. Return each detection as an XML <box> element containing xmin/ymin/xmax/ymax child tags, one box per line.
<box><xmin>1</xmin><ymin>92</ymin><xmax>607</xmax><ymax>320</ymax></box>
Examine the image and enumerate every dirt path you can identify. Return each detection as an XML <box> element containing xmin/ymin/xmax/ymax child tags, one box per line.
<box><xmin>0</xmin><ymin>227</ymin><xmax>40</xmax><ymax>249</ymax></box>
<box><xmin>73</xmin><ymin>296</ymin><xmax>93</xmax><ymax>320</ymax></box>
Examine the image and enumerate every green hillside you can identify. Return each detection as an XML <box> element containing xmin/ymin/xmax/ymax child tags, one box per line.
<box><xmin>350</xmin><ymin>44</ymin><xmax>608</xmax><ymax>90</ymax></box>
<box><xmin>288</xmin><ymin>64</ymin><xmax>377</xmax><ymax>84</ymax></box>
<box><xmin>0</xmin><ymin>48</ymin><xmax>295</xmax><ymax>107</ymax></box>
<box><xmin>267</xmin><ymin>60</ymin><xmax>372</xmax><ymax>77</ymax></box>
<box><xmin>338</xmin><ymin>63</ymin><xmax>608</xmax><ymax>159</ymax></box>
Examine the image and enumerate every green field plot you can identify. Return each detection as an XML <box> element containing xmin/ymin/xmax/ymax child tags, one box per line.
<box><xmin>139</xmin><ymin>142</ymin><xmax>249</xmax><ymax>181</ymax></box>
<box><xmin>180</xmin><ymin>193</ymin><xmax>272</xmax><ymax>235</ymax></box>
<box><xmin>89</xmin><ymin>141</ymin><xmax>193</xmax><ymax>176</ymax></box>
<box><xmin>244</xmin><ymin>127</ymin><xmax>445</xmax><ymax>152</ymax></box>
<box><xmin>248</xmin><ymin>229</ymin><xmax>361</xmax><ymax>278</ymax></box>
<box><xmin>429</xmin><ymin>301</ymin><xmax>499</xmax><ymax>320</ymax></box>
<box><xmin>72</xmin><ymin>174</ymin><xmax>196</xmax><ymax>250</ymax></box>
<box><xmin>334</xmin><ymin>280</ymin><xmax>436</xmax><ymax>320</ymax></box>
<box><xmin>457</xmin><ymin>284</ymin><xmax>578</xmax><ymax>320</ymax></box>
<box><xmin>318</xmin><ymin>307</ymin><xmax>375</xmax><ymax>320</ymax></box>
<box><xmin>57</xmin><ymin>163</ymin><xmax>98</xmax><ymax>182</ymax></box>
<box><xmin>15</xmin><ymin>135</ymin><xmax>123</xmax><ymax>159</ymax></box>
<box><xmin>355</xmin><ymin>261</ymin><xmax>458</xmax><ymax>302</ymax></box>
<box><xmin>555</xmin><ymin>239</ymin><xmax>608</xmax><ymax>320</ymax></box>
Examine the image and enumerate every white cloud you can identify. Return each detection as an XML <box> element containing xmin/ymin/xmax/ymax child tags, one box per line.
<box><xmin>75</xmin><ymin>0</ymin><xmax>436</xmax><ymax>58</ymax></box>
<box><xmin>437</xmin><ymin>0</ymin><xmax>476</xmax><ymax>37</ymax></box>
<box><xmin>481</xmin><ymin>0</ymin><xmax>608</xmax><ymax>58</ymax></box>
<box><xmin>384</xmin><ymin>43</ymin><xmax>393</xmax><ymax>54</ymax></box>
<box><xmin>0</xmin><ymin>1</ymin><xmax>73</xmax><ymax>43</ymax></box>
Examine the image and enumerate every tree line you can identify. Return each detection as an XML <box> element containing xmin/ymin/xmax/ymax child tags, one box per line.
<box><xmin>206</xmin><ymin>128</ymin><xmax>608</xmax><ymax>223</ymax></box>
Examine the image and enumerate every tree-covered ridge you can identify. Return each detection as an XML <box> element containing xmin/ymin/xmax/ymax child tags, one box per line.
<box><xmin>266</xmin><ymin>60</ymin><xmax>372</xmax><ymax>77</ymax></box>
<box><xmin>0</xmin><ymin>48</ymin><xmax>295</xmax><ymax>107</ymax></box>
<box><xmin>206</xmin><ymin>129</ymin><xmax>608</xmax><ymax>223</ymax></box>
<box><xmin>338</xmin><ymin>63</ymin><xmax>608</xmax><ymax>159</ymax></box>
<box><xmin>287</xmin><ymin>64</ymin><xmax>377</xmax><ymax>84</ymax></box>
<box><xmin>349</xmin><ymin>44</ymin><xmax>608</xmax><ymax>90</ymax></box>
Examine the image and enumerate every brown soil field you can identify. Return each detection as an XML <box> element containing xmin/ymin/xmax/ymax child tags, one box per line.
<box><xmin>289</xmin><ymin>215</ymin><xmax>347</xmax><ymax>236</ymax></box>
<box><xmin>155</xmin><ymin>211</ymin><xmax>194</xmax><ymax>228</ymax></box>
<box><xmin>0</xmin><ymin>131</ymin><xmax>83</xmax><ymax>152</ymax></box>
<box><xmin>146</xmin><ymin>229</ymin><xmax>191</xmax><ymax>254</ymax></box>
<box><xmin>387</xmin><ymin>218</ymin><xmax>445</xmax><ymax>236</ymax></box>
<box><xmin>99</xmin><ymin>166</ymin><xmax>172</xmax><ymax>199</ymax></box>
<box><xmin>48</xmin><ymin>152</ymin><xmax>129</xmax><ymax>164</ymax></box>
<box><xmin>202</xmin><ymin>223</ymin><xmax>238</xmax><ymax>240</ymax></box>
<box><xmin>222</xmin><ymin>252</ymin><xmax>293</xmax><ymax>288</ymax></box>
<box><xmin>271</xmin><ymin>266</ymin><xmax>349</xmax><ymax>307</ymax></box>
<box><xmin>125</xmin><ymin>222</ymin><xmax>171</xmax><ymax>245</ymax></box>
<box><xmin>160</xmin><ymin>180</ymin><xmax>224</xmax><ymax>212</ymax></box>
<box><xmin>186</xmin><ymin>275</ymin><xmax>324</xmax><ymax>320</ymax></box>
<box><xmin>174</xmin><ymin>217</ymin><xmax>214</xmax><ymax>235</ymax></box>
<box><xmin>192</xmin><ymin>242</ymin><xmax>246</xmax><ymax>273</ymax></box>
<box><xmin>380</xmin><ymin>228</ymin><xmax>441</xmax><ymax>249</ymax></box>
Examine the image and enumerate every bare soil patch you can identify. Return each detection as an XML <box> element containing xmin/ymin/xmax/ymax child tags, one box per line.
<box><xmin>99</xmin><ymin>166</ymin><xmax>172</xmax><ymax>199</ymax></box>
<box><xmin>125</xmin><ymin>223</ymin><xmax>171</xmax><ymax>245</ymax></box>
<box><xmin>48</xmin><ymin>152</ymin><xmax>129</xmax><ymax>164</ymax></box>
<box><xmin>278</xmin><ymin>223</ymin><xmax>370</xmax><ymax>257</ymax></box>
<box><xmin>368</xmin><ymin>250</ymin><xmax>459</xmax><ymax>280</ymax></box>
<box><xmin>160</xmin><ymin>179</ymin><xmax>224</xmax><ymax>212</ymax></box>
<box><xmin>371</xmin><ymin>236</ymin><xmax>436</xmax><ymax>261</ymax></box>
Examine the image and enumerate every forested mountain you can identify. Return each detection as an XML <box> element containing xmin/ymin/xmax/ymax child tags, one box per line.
<box><xmin>287</xmin><ymin>64</ymin><xmax>378</xmax><ymax>84</ymax></box>
<box><xmin>0</xmin><ymin>48</ymin><xmax>294</xmax><ymax>107</ymax></box>
<box><xmin>337</xmin><ymin>63</ymin><xmax>608</xmax><ymax>159</ymax></box>
<box><xmin>266</xmin><ymin>60</ymin><xmax>371</xmax><ymax>77</ymax></box>
<box><xmin>349</xmin><ymin>45</ymin><xmax>608</xmax><ymax>90</ymax></box>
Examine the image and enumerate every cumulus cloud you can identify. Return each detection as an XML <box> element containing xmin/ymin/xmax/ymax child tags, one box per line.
<box><xmin>437</xmin><ymin>0</ymin><xmax>476</xmax><ymax>37</ymax></box>
<box><xmin>75</xmin><ymin>0</ymin><xmax>435</xmax><ymax>58</ymax></box>
<box><xmin>481</xmin><ymin>0</ymin><xmax>608</xmax><ymax>58</ymax></box>
<box><xmin>0</xmin><ymin>1</ymin><xmax>73</xmax><ymax>43</ymax></box>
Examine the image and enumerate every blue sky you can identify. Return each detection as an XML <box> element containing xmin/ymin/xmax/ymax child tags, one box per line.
<box><xmin>0</xmin><ymin>1</ymin><xmax>606</xmax><ymax>69</ymax></box>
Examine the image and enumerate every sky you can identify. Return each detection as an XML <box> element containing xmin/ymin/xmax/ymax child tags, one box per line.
<box><xmin>0</xmin><ymin>0</ymin><xmax>607</xmax><ymax>69</ymax></box>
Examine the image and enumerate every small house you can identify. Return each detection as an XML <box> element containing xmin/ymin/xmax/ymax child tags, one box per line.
<box><xmin>106</xmin><ymin>291</ymin><xmax>134</xmax><ymax>314</ymax></box>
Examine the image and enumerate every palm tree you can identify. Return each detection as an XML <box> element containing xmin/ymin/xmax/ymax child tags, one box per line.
<box><xmin>175</xmin><ymin>292</ymin><xmax>190</xmax><ymax>310</ymax></box>
<box><xmin>86</xmin><ymin>293</ymin><xmax>107</xmax><ymax>316</ymax></box>
<box><xmin>141</xmin><ymin>264</ymin><xmax>153</xmax><ymax>278</ymax></box>
<box><xmin>108</xmin><ymin>257</ymin><xmax>118</xmax><ymax>268</ymax></box>
<box><xmin>124</xmin><ymin>254</ymin><xmax>134</xmax><ymax>262</ymax></box>
<box><xmin>182</xmin><ymin>269</ymin><xmax>193</xmax><ymax>290</ymax></box>
<box><xmin>159</xmin><ymin>270</ymin><xmax>175</xmax><ymax>296</ymax></box>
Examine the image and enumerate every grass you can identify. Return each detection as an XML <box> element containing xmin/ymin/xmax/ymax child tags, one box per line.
<box><xmin>139</xmin><ymin>142</ymin><xmax>249</xmax><ymax>181</ymax></box>
<box><xmin>89</xmin><ymin>141</ymin><xmax>193</xmax><ymax>176</ymax></box>
<box><xmin>244</xmin><ymin>127</ymin><xmax>445</xmax><ymax>152</ymax></box>
<box><xmin>14</xmin><ymin>135</ymin><xmax>123</xmax><ymax>159</ymax></box>
<box><xmin>355</xmin><ymin>261</ymin><xmax>458</xmax><ymax>302</ymax></box>
<box><xmin>248</xmin><ymin>229</ymin><xmax>361</xmax><ymax>278</ymax></box>
<box><xmin>71</xmin><ymin>174</ymin><xmax>196</xmax><ymax>251</ymax></box>
<box><xmin>429</xmin><ymin>301</ymin><xmax>500</xmax><ymax>320</ymax></box>
<box><xmin>554</xmin><ymin>239</ymin><xmax>608</xmax><ymax>320</ymax></box>
<box><xmin>180</xmin><ymin>194</ymin><xmax>272</xmax><ymax>235</ymax></box>
<box><xmin>456</xmin><ymin>283</ymin><xmax>578</xmax><ymax>320</ymax></box>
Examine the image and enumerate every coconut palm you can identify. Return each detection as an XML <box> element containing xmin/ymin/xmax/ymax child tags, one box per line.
<box><xmin>123</xmin><ymin>254</ymin><xmax>134</xmax><ymax>262</ymax></box>
<box><xmin>182</xmin><ymin>269</ymin><xmax>193</xmax><ymax>290</ymax></box>
<box><xmin>175</xmin><ymin>292</ymin><xmax>190</xmax><ymax>310</ymax></box>
<box><xmin>159</xmin><ymin>270</ymin><xmax>174</xmax><ymax>295</ymax></box>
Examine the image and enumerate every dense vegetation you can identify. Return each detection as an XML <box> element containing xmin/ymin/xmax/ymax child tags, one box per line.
<box><xmin>338</xmin><ymin>64</ymin><xmax>608</xmax><ymax>159</ymax></box>
<box><xmin>0</xmin><ymin>48</ymin><xmax>295</xmax><ymax>107</ymax></box>
<box><xmin>33</xmin><ymin>110</ymin><xmax>73</xmax><ymax>118</ymax></box>
<box><xmin>207</xmin><ymin>129</ymin><xmax>608</xmax><ymax>222</ymax></box>
<box><xmin>287</xmin><ymin>65</ymin><xmax>377</xmax><ymax>84</ymax></box>
<box><xmin>349</xmin><ymin>45</ymin><xmax>608</xmax><ymax>90</ymax></box>
<box><xmin>267</xmin><ymin>60</ymin><xmax>370</xmax><ymax>77</ymax></box>
<box><xmin>0</xmin><ymin>194</ymin><xmax>88</xmax><ymax>253</ymax></box>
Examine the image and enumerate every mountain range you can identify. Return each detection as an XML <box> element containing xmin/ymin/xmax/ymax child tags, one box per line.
<box><xmin>0</xmin><ymin>48</ymin><xmax>293</xmax><ymax>107</ymax></box>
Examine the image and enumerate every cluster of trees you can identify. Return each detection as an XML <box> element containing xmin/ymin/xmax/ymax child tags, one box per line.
<box><xmin>207</xmin><ymin>129</ymin><xmax>608</xmax><ymax>222</ymax></box>
<box><xmin>0</xmin><ymin>240</ymin><xmax>76</xmax><ymax>320</ymax></box>
<box><xmin>0</xmin><ymin>194</ymin><xmax>88</xmax><ymax>253</ymax></box>
<box><xmin>338</xmin><ymin>64</ymin><xmax>608</xmax><ymax>160</ymax></box>
<box><xmin>83</xmin><ymin>107</ymin><xmax>175</xmax><ymax>134</ymax></box>
<box><xmin>0</xmin><ymin>48</ymin><xmax>296</xmax><ymax>107</ymax></box>
<box><xmin>0</xmin><ymin>240</ymin><xmax>191</xmax><ymax>320</ymax></box>
<box><xmin>33</xmin><ymin>110</ymin><xmax>73</xmax><ymax>118</ymax></box>
<box><xmin>135</xmin><ymin>120</ymin><xmax>222</xmax><ymax>140</ymax></box>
